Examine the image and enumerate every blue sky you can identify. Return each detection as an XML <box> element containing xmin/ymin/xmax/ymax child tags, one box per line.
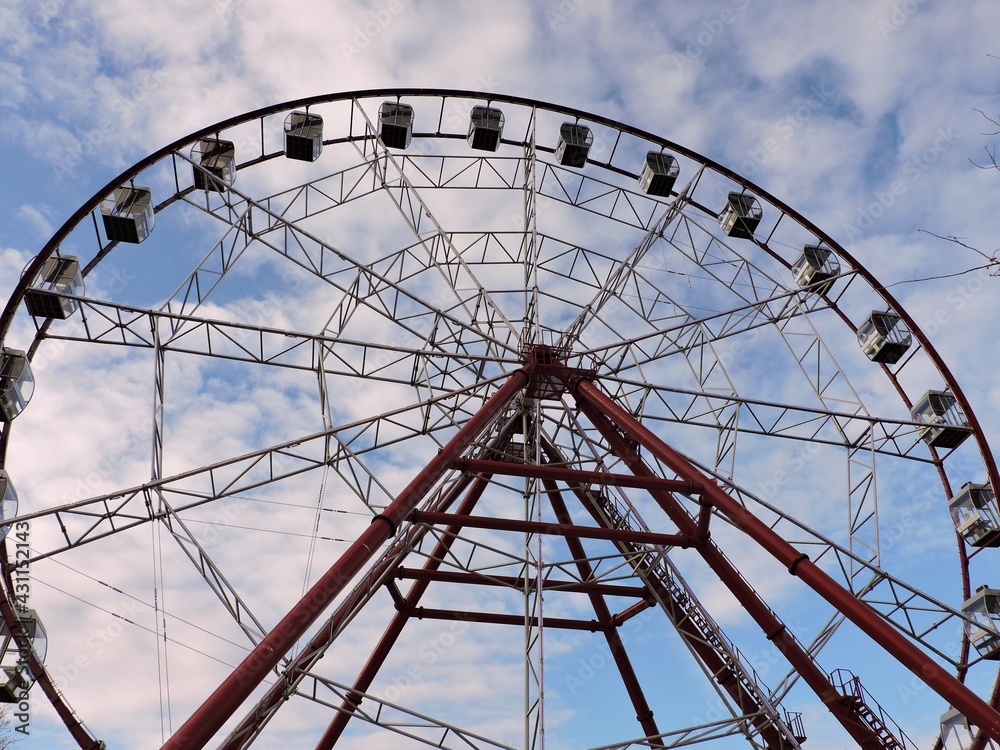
<box><xmin>2</xmin><ymin>2</ymin><xmax>1000</xmax><ymax>749</ymax></box>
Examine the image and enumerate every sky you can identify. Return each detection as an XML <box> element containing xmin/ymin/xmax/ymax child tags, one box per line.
<box><xmin>2</xmin><ymin>1</ymin><xmax>1000</xmax><ymax>749</ymax></box>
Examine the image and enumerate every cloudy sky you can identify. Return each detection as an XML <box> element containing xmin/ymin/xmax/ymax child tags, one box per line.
<box><xmin>2</xmin><ymin>1</ymin><xmax>1000</xmax><ymax>749</ymax></box>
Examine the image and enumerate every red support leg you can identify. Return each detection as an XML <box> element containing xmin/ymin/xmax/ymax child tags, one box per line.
<box><xmin>541</xmin><ymin>478</ymin><xmax>664</xmax><ymax>747</ymax></box>
<box><xmin>161</xmin><ymin>368</ymin><xmax>529</xmax><ymax>750</ymax></box>
<box><xmin>219</xmin><ymin>460</ymin><xmax>491</xmax><ymax>748</ymax></box>
<box><xmin>574</xmin><ymin>377</ymin><xmax>1000</xmax><ymax>744</ymax></box>
<box><xmin>538</xmin><ymin>436</ymin><xmax>794</xmax><ymax>749</ymax></box>
<box><xmin>574</xmin><ymin>394</ymin><xmax>893</xmax><ymax>745</ymax></box>
<box><xmin>314</xmin><ymin>471</ymin><xmax>494</xmax><ymax>748</ymax></box>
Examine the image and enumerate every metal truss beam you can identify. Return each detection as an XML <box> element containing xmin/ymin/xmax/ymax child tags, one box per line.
<box><xmin>451</xmin><ymin>457</ymin><xmax>702</xmax><ymax>494</ymax></box>
<box><xmin>537</xmin><ymin>436</ymin><xmax>797</xmax><ymax>749</ymax></box>
<box><xmin>411</xmin><ymin>510</ymin><xmax>689</xmax><ymax>548</ymax></box>
<box><xmin>392</xmin><ymin>568</ymin><xmax>650</xmax><ymax>598</ymax></box>
<box><xmin>542</xmin><ymin>478</ymin><xmax>663</xmax><ymax>744</ymax></box>
<box><xmin>573</xmin><ymin>377</ymin><xmax>1000</xmax><ymax>745</ymax></box>
<box><xmin>161</xmin><ymin>366</ymin><xmax>529</xmax><ymax>750</ymax></box>
<box><xmin>5</xmin><ymin>373</ymin><xmax>510</xmax><ymax>567</ymax></box>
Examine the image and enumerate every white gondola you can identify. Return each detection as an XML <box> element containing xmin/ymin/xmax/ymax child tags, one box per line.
<box><xmin>719</xmin><ymin>192</ymin><xmax>762</xmax><ymax>239</ymax></box>
<box><xmin>940</xmin><ymin>708</ymin><xmax>977</xmax><ymax>749</ymax></box>
<box><xmin>0</xmin><ymin>471</ymin><xmax>17</xmax><ymax>540</ymax></box>
<box><xmin>101</xmin><ymin>185</ymin><xmax>154</xmax><ymax>244</ymax></box>
<box><xmin>963</xmin><ymin>586</ymin><xmax>1000</xmax><ymax>661</ymax></box>
<box><xmin>555</xmin><ymin>123</ymin><xmax>593</xmax><ymax>168</ymax></box>
<box><xmin>857</xmin><ymin>311</ymin><xmax>912</xmax><ymax>364</ymax></box>
<box><xmin>911</xmin><ymin>389</ymin><xmax>971</xmax><ymax>450</ymax></box>
<box><xmin>23</xmin><ymin>255</ymin><xmax>84</xmax><ymax>319</ymax></box>
<box><xmin>792</xmin><ymin>244</ymin><xmax>840</xmax><ymax>295</ymax></box>
<box><xmin>283</xmin><ymin>111</ymin><xmax>323</xmax><ymax>162</ymax></box>
<box><xmin>0</xmin><ymin>608</ymin><xmax>46</xmax><ymax>702</ymax></box>
<box><xmin>949</xmin><ymin>482</ymin><xmax>1000</xmax><ymax>548</ymax></box>
<box><xmin>639</xmin><ymin>151</ymin><xmax>679</xmax><ymax>197</ymax></box>
<box><xmin>468</xmin><ymin>106</ymin><xmax>504</xmax><ymax>152</ymax></box>
<box><xmin>379</xmin><ymin>102</ymin><xmax>414</xmax><ymax>150</ymax></box>
<box><xmin>191</xmin><ymin>138</ymin><xmax>236</xmax><ymax>192</ymax></box>
<box><xmin>0</xmin><ymin>349</ymin><xmax>32</xmax><ymax>422</ymax></box>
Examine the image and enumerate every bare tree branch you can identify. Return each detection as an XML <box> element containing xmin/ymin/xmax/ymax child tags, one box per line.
<box><xmin>916</xmin><ymin>230</ymin><xmax>1000</xmax><ymax>278</ymax></box>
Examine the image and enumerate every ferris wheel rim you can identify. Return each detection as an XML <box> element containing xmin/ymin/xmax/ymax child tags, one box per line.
<box><xmin>3</xmin><ymin>87</ymin><xmax>993</xmax><ymax>491</ymax></box>
<box><xmin>0</xmin><ymin>87</ymin><xmax>996</xmax><ymax>748</ymax></box>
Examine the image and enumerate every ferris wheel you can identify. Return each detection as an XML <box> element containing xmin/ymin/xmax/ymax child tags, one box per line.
<box><xmin>1</xmin><ymin>88</ymin><xmax>999</xmax><ymax>749</ymax></box>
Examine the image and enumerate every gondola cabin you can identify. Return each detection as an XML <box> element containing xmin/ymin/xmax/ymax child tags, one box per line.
<box><xmin>101</xmin><ymin>185</ymin><xmax>154</xmax><ymax>244</ymax></box>
<box><xmin>191</xmin><ymin>138</ymin><xmax>236</xmax><ymax>192</ymax></box>
<box><xmin>792</xmin><ymin>244</ymin><xmax>840</xmax><ymax>295</ymax></box>
<box><xmin>0</xmin><ymin>471</ymin><xmax>18</xmax><ymax>539</ymax></box>
<box><xmin>857</xmin><ymin>311</ymin><xmax>912</xmax><ymax>365</ymax></box>
<box><xmin>911</xmin><ymin>389</ymin><xmax>971</xmax><ymax>450</ymax></box>
<box><xmin>949</xmin><ymin>482</ymin><xmax>1000</xmax><ymax>548</ymax></box>
<box><xmin>468</xmin><ymin>106</ymin><xmax>504</xmax><ymax>152</ymax></box>
<box><xmin>379</xmin><ymin>102</ymin><xmax>414</xmax><ymax>150</ymax></box>
<box><xmin>939</xmin><ymin>708</ymin><xmax>975</xmax><ymax>749</ymax></box>
<box><xmin>0</xmin><ymin>609</ymin><xmax>46</xmax><ymax>702</ymax></box>
<box><xmin>555</xmin><ymin>123</ymin><xmax>593</xmax><ymax>168</ymax></box>
<box><xmin>23</xmin><ymin>255</ymin><xmax>83</xmax><ymax>319</ymax></box>
<box><xmin>283</xmin><ymin>111</ymin><xmax>323</xmax><ymax>162</ymax></box>
<box><xmin>963</xmin><ymin>586</ymin><xmax>1000</xmax><ymax>661</ymax></box>
<box><xmin>0</xmin><ymin>349</ymin><xmax>32</xmax><ymax>422</ymax></box>
<box><xmin>719</xmin><ymin>192</ymin><xmax>762</xmax><ymax>239</ymax></box>
<box><xmin>639</xmin><ymin>151</ymin><xmax>679</xmax><ymax>197</ymax></box>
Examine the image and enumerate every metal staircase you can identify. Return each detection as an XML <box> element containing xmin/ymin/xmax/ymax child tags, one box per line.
<box><xmin>829</xmin><ymin>669</ymin><xmax>917</xmax><ymax>750</ymax></box>
<box><xmin>590</xmin><ymin>489</ymin><xmax>806</xmax><ymax>748</ymax></box>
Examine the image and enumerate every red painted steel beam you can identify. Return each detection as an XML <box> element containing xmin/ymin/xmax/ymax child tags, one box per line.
<box><xmin>407</xmin><ymin>607</ymin><xmax>602</xmax><ymax>632</ymax></box>
<box><xmin>538</xmin><ymin>437</ymin><xmax>791</xmax><ymax>749</ymax></box>
<box><xmin>161</xmin><ymin>367</ymin><xmax>529</xmax><ymax>750</ymax></box>
<box><xmin>411</xmin><ymin>510</ymin><xmax>690</xmax><ymax>548</ymax></box>
<box><xmin>315</xmin><ymin>472</ymin><xmax>495</xmax><ymax>748</ymax></box>
<box><xmin>575</xmin><ymin>378</ymin><xmax>1000</xmax><ymax>743</ymax></box>
<box><xmin>393</xmin><ymin>568</ymin><xmax>650</xmax><ymax>598</ymax></box>
<box><xmin>542</xmin><ymin>478</ymin><xmax>663</xmax><ymax>745</ymax></box>
<box><xmin>611</xmin><ymin>599</ymin><xmax>656</xmax><ymax>627</ymax></box>
<box><xmin>453</xmin><ymin>457</ymin><xmax>702</xmax><ymax>495</ymax></box>
<box><xmin>219</xmin><ymin>471</ymin><xmax>486</xmax><ymax>749</ymax></box>
<box><xmin>571</xmin><ymin>396</ymin><xmax>877</xmax><ymax>746</ymax></box>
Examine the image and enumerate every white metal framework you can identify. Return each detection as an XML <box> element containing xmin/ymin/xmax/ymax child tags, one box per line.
<box><xmin>0</xmin><ymin>89</ymin><xmax>997</xmax><ymax>750</ymax></box>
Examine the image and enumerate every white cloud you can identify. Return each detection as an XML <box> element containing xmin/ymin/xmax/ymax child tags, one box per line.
<box><xmin>15</xmin><ymin>205</ymin><xmax>54</xmax><ymax>239</ymax></box>
<box><xmin>2</xmin><ymin>1</ymin><xmax>1000</xmax><ymax>748</ymax></box>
